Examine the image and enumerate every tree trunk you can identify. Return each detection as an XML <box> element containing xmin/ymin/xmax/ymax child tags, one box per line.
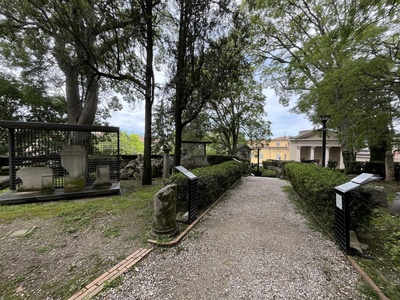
<box><xmin>173</xmin><ymin>0</ymin><xmax>187</xmax><ymax>168</ymax></box>
<box><xmin>76</xmin><ymin>75</ymin><xmax>99</xmax><ymax>125</ymax></box>
<box><xmin>141</xmin><ymin>0</ymin><xmax>154</xmax><ymax>185</ymax></box>
<box><xmin>65</xmin><ymin>72</ymin><xmax>82</xmax><ymax>125</ymax></box>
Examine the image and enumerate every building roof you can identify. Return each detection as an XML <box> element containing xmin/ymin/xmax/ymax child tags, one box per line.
<box><xmin>271</xmin><ymin>136</ymin><xmax>289</xmax><ymax>141</ymax></box>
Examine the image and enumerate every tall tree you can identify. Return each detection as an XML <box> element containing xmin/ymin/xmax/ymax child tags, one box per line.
<box><xmin>89</xmin><ymin>0</ymin><xmax>160</xmax><ymax>185</ymax></box>
<box><xmin>0</xmin><ymin>73</ymin><xmax>67</xmax><ymax>154</ymax></box>
<box><xmin>0</xmin><ymin>0</ymin><xmax>161</xmax><ymax>184</ymax></box>
<box><xmin>162</xmin><ymin>0</ymin><xmax>236</xmax><ymax>167</ymax></box>
<box><xmin>245</xmin><ymin>0</ymin><xmax>400</xmax><ymax>160</ymax></box>
<box><xmin>204</xmin><ymin>13</ymin><xmax>271</xmax><ymax>154</ymax></box>
<box><xmin>0</xmin><ymin>0</ymin><xmax>105</xmax><ymax>125</ymax></box>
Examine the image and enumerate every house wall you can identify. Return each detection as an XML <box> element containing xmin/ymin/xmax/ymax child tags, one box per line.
<box><xmin>250</xmin><ymin>138</ymin><xmax>290</xmax><ymax>165</ymax></box>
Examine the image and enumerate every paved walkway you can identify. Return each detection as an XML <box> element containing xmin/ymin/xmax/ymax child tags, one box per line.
<box><xmin>97</xmin><ymin>177</ymin><xmax>364</xmax><ymax>299</ymax></box>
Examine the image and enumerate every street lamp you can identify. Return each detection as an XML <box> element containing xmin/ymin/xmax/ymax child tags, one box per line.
<box><xmin>319</xmin><ymin>115</ymin><xmax>331</xmax><ymax>167</ymax></box>
<box><xmin>256</xmin><ymin>145</ymin><xmax>261</xmax><ymax>176</ymax></box>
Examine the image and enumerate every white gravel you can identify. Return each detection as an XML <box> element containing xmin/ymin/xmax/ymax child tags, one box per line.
<box><xmin>99</xmin><ymin>177</ymin><xmax>365</xmax><ymax>299</ymax></box>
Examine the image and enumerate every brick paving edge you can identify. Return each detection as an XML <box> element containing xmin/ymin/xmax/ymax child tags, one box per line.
<box><xmin>67</xmin><ymin>247</ymin><xmax>153</xmax><ymax>300</ymax></box>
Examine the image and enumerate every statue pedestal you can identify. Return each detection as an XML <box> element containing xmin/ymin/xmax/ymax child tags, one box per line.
<box><xmin>93</xmin><ymin>165</ymin><xmax>112</xmax><ymax>189</ymax></box>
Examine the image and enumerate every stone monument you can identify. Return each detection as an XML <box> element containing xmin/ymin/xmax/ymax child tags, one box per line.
<box><xmin>60</xmin><ymin>145</ymin><xmax>87</xmax><ymax>190</ymax></box>
<box><xmin>385</xmin><ymin>150</ymin><xmax>395</xmax><ymax>181</ymax></box>
<box><xmin>151</xmin><ymin>184</ymin><xmax>179</xmax><ymax>238</ymax></box>
<box><xmin>16</xmin><ymin>167</ymin><xmax>54</xmax><ymax>192</ymax></box>
<box><xmin>93</xmin><ymin>165</ymin><xmax>112</xmax><ymax>189</ymax></box>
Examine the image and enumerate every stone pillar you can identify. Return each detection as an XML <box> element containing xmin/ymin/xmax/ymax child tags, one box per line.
<box><xmin>339</xmin><ymin>150</ymin><xmax>344</xmax><ymax>169</ymax></box>
<box><xmin>296</xmin><ymin>146</ymin><xmax>301</xmax><ymax>162</ymax></box>
<box><xmin>163</xmin><ymin>144</ymin><xmax>171</xmax><ymax>181</ymax></box>
<box><xmin>385</xmin><ymin>151</ymin><xmax>395</xmax><ymax>181</ymax></box>
<box><xmin>151</xmin><ymin>184</ymin><xmax>179</xmax><ymax>238</ymax></box>
<box><xmin>310</xmin><ymin>146</ymin><xmax>315</xmax><ymax>160</ymax></box>
<box><xmin>325</xmin><ymin>147</ymin><xmax>331</xmax><ymax>166</ymax></box>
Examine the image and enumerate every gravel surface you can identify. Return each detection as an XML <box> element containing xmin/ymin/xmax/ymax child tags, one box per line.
<box><xmin>99</xmin><ymin>177</ymin><xmax>364</xmax><ymax>300</ymax></box>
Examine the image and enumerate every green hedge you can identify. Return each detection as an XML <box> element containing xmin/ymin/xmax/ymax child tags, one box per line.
<box><xmin>363</xmin><ymin>161</ymin><xmax>385</xmax><ymax>178</ymax></box>
<box><xmin>207</xmin><ymin>155</ymin><xmax>239</xmax><ymax>166</ymax></box>
<box><xmin>261</xmin><ymin>169</ymin><xmax>276</xmax><ymax>177</ymax></box>
<box><xmin>166</xmin><ymin>160</ymin><xmax>244</xmax><ymax>212</ymax></box>
<box><xmin>285</xmin><ymin>162</ymin><xmax>347</xmax><ymax>226</ymax></box>
<box><xmin>285</xmin><ymin>162</ymin><xmax>381</xmax><ymax>231</ymax></box>
<box><xmin>262</xmin><ymin>159</ymin><xmax>279</xmax><ymax>168</ymax></box>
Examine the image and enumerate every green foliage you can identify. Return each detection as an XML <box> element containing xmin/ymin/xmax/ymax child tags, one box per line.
<box><xmin>285</xmin><ymin>162</ymin><xmax>348</xmax><ymax>228</ymax></box>
<box><xmin>261</xmin><ymin>169</ymin><xmax>276</xmax><ymax>177</ymax></box>
<box><xmin>166</xmin><ymin>161</ymin><xmax>243</xmax><ymax>211</ymax></box>
<box><xmin>0</xmin><ymin>73</ymin><xmax>68</xmax><ymax>154</ymax></box>
<box><xmin>119</xmin><ymin>130</ymin><xmax>144</xmax><ymax>155</ymax></box>
<box><xmin>285</xmin><ymin>162</ymin><xmax>384</xmax><ymax>231</ymax></box>
<box><xmin>346</xmin><ymin>161</ymin><xmax>363</xmax><ymax>175</ymax></box>
<box><xmin>363</xmin><ymin>161</ymin><xmax>386</xmax><ymax>179</ymax></box>
<box><xmin>347</xmin><ymin>187</ymin><xmax>381</xmax><ymax>231</ymax></box>
<box><xmin>262</xmin><ymin>159</ymin><xmax>279</xmax><ymax>168</ymax></box>
<box><xmin>207</xmin><ymin>155</ymin><xmax>239</xmax><ymax>166</ymax></box>
<box><xmin>247</xmin><ymin>0</ymin><xmax>400</xmax><ymax>153</ymax></box>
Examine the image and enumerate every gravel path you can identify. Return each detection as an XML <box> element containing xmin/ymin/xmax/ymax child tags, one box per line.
<box><xmin>100</xmin><ymin>177</ymin><xmax>364</xmax><ymax>299</ymax></box>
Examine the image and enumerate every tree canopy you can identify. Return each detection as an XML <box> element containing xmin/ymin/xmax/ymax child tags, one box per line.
<box><xmin>245</xmin><ymin>0</ymin><xmax>400</xmax><ymax>157</ymax></box>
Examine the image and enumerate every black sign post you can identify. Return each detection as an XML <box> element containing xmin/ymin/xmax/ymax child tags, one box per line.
<box><xmin>175</xmin><ymin>166</ymin><xmax>198</xmax><ymax>224</ymax></box>
<box><xmin>334</xmin><ymin>173</ymin><xmax>380</xmax><ymax>254</ymax></box>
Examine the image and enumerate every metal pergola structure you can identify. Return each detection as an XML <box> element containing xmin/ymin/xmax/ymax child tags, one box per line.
<box><xmin>0</xmin><ymin>121</ymin><xmax>120</xmax><ymax>204</ymax></box>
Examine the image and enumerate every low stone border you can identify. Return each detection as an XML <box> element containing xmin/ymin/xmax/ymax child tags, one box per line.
<box><xmin>67</xmin><ymin>248</ymin><xmax>152</xmax><ymax>300</ymax></box>
<box><xmin>148</xmin><ymin>178</ymin><xmax>242</xmax><ymax>247</ymax></box>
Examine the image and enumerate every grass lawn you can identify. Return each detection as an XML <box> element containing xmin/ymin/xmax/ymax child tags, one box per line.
<box><xmin>0</xmin><ymin>179</ymin><xmax>163</xmax><ymax>300</ymax></box>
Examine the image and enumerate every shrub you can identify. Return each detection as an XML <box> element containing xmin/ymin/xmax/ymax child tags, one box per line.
<box><xmin>261</xmin><ymin>169</ymin><xmax>276</xmax><ymax>177</ymax></box>
<box><xmin>207</xmin><ymin>155</ymin><xmax>239</xmax><ymax>166</ymax></box>
<box><xmin>285</xmin><ymin>162</ymin><xmax>382</xmax><ymax>231</ymax></box>
<box><xmin>262</xmin><ymin>159</ymin><xmax>279</xmax><ymax>168</ymax></box>
<box><xmin>347</xmin><ymin>186</ymin><xmax>381</xmax><ymax>231</ymax></box>
<box><xmin>345</xmin><ymin>161</ymin><xmax>363</xmax><ymax>174</ymax></box>
<box><xmin>166</xmin><ymin>160</ymin><xmax>243</xmax><ymax>211</ymax></box>
<box><xmin>363</xmin><ymin>161</ymin><xmax>385</xmax><ymax>179</ymax></box>
<box><xmin>285</xmin><ymin>162</ymin><xmax>347</xmax><ymax>227</ymax></box>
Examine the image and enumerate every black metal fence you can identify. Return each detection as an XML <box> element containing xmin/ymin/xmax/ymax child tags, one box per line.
<box><xmin>0</xmin><ymin>121</ymin><xmax>119</xmax><ymax>190</ymax></box>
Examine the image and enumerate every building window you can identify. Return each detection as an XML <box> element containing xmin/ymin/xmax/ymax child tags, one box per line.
<box><xmin>276</xmin><ymin>142</ymin><xmax>280</xmax><ymax>146</ymax></box>
<box><xmin>284</xmin><ymin>154</ymin><xmax>287</xmax><ymax>159</ymax></box>
<box><xmin>276</xmin><ymin>153</ymin><xmax>280</xmax><ymax>160</ymax></box>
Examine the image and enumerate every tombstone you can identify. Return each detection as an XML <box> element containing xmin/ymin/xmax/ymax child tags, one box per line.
<box><xmin>60</xmin><ymin>145</ymin><xmax>87</xmax><ymax>190</ymax></box>
<box><xmin>16</xmin><ymin>167</ymin><xmax>54</xmax><ymax>192</ymax></box>
<box><xmin>391</xmin><ymin>192</ymin><xmax>400</xmax><ymax>216</ymax></box>
<box><xmin>93</xmin><ymin>165</ymin><xmax>112</xmax><ymax>189</ymax></box>
<box><xmin>151</xmin><ymin>184</ymin><xmax>179</xmax><ymax>238</ymax></box>
<box><xmin>385</xmin><ymin>151</ymin><xmax>395</xmax><ymax>181</ymax></box>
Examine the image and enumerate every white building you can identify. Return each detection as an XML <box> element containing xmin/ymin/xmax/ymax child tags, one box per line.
<box><xmin>289</xmin><ymin>130</ymin><xmax>345</xmax><ymax>169</ymax></box>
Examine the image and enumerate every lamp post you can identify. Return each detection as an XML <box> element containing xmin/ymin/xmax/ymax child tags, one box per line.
<box><xmin>256</xmin><ymin>146</ymin><xmax>261</xmax><ymax>176</ymax></box>
<box><xmin>319</xmin><ymin>115</ymin><xmax>331</xmax><ymax>167</ymax></box>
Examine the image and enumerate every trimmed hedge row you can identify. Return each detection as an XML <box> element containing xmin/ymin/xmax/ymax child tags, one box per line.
<box><xmin>285</xmin><ymin>162</ymin><xmax>348</xmax><ymax>227</ymax></box>
<box><xmin>285</xmin><ymin>161</ymin><xmax>383</xmax><ymax>231</ymax></box>
<box><xmin>207</xmin><ymin>154</ymin><xmax>241</xmax><ymax>166</ymax></box>
<box><xmin>166</xmin><ymin>160</ymin><xmax>245</xmax><ymax>212</ymax></box>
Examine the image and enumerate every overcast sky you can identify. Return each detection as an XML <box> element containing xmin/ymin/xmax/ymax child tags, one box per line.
<box><xmin>106</xmin><ymin>88</ymin><xmax>315</xmax><ymax>139</ymax></box>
